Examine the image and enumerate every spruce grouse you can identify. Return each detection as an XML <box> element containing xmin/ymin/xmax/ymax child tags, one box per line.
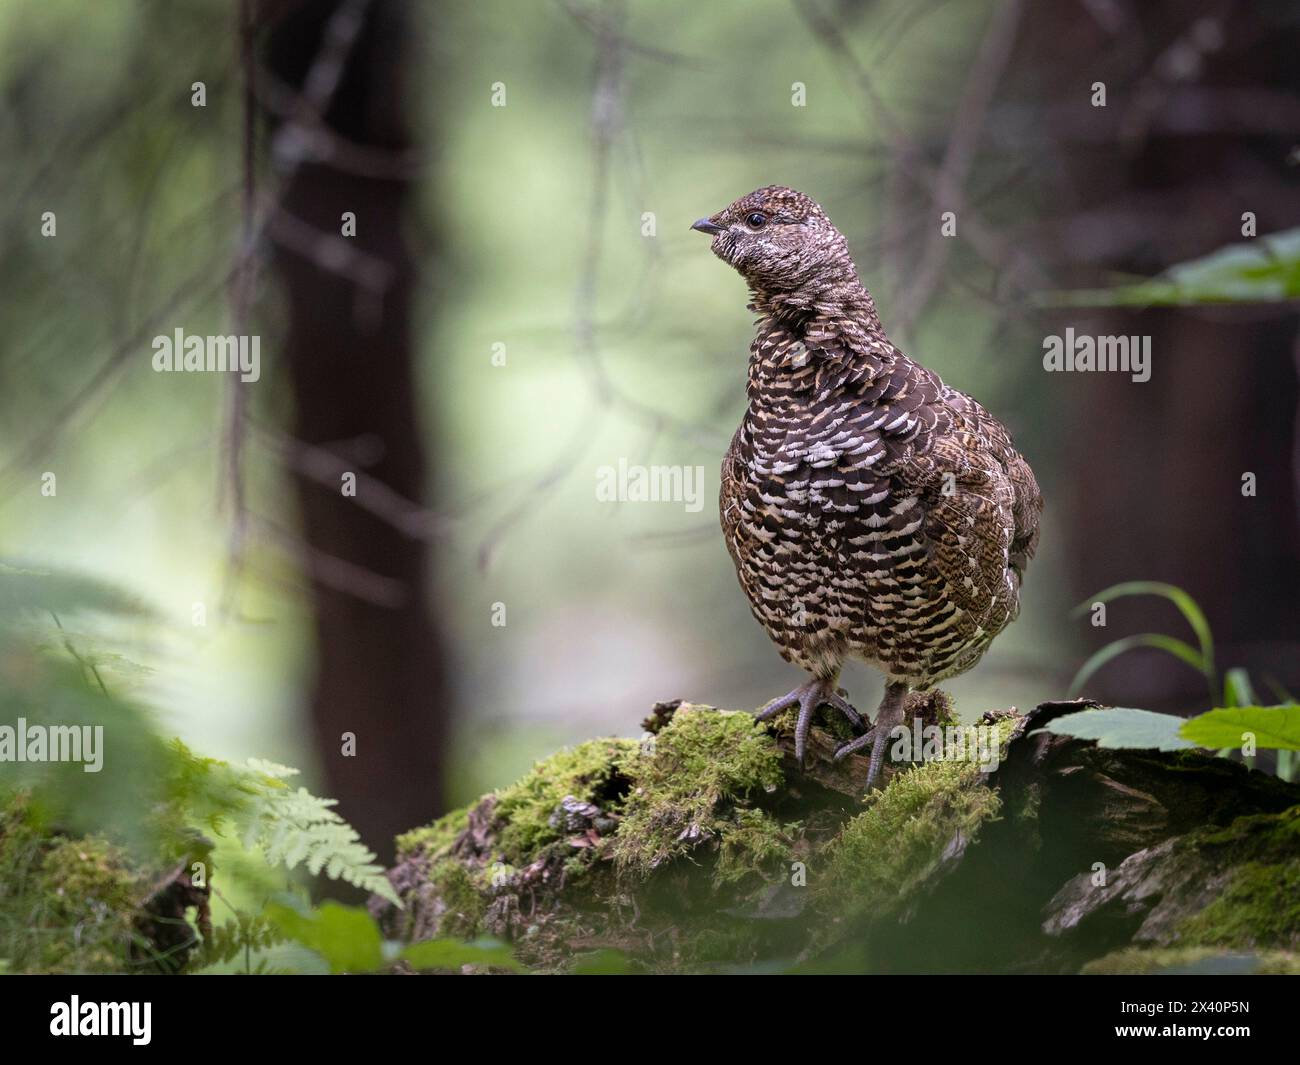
<box><xmin>692</xmin><ymin>185</ymin><xmax>1042</xmax><ymax>789</ymax></box>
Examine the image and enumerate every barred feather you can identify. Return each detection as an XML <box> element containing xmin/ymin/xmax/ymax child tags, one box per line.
<box><xmin>706</xmin><ymin>186</ymin><xmax>1042</xmax><ymax>688</ymax></box>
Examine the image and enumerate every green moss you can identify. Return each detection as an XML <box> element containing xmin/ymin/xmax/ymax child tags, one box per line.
<box><xmin>377</xmin><ymin>702</ymin><xmax>1300</xmax><ymax>974</ymax></box>
<box><xmin>1175</xmin><ymin>805</ymin><xmax>1300</xmax><ymax>951</ymax></box>
<box><xmin>494</xmin><ymin>738</ymin><xmax>639</xmax><ymax>864</ymax></box>
<box><xmin>1195</xmin><ymin>804</ymin><xmax>1300</xmax><ymax>853</ymax></box>
<box><xmin>817</xmin><ymin>757</ymin><xmax>1001</xmax><ymax>921</ymax></box>
<box><xmin>816</xmin><ymin>714</ymin><xmax>1017</xmax><ymax>921</ymax></box>
<box><xmin>391</xmin><ymin>710</ymin><xmax>789</xmax><ymax>894</ymax></box>
<box><xmin>715</xmin><ymin>809</ymin><xmax>800</xmax><ymax>887</ymax></box>
<box><xmin>1179</xmin><ymin>861</ymin><xmax>1300</xmax><ymax>949</ymax></box>
<box><xmin>428</xmin><ymin>859</ymin><xmax>487</xmax><ymax>939</ymax></box>
<box><xmin>395</xmin><ymin>804</ymin><xmax>472</xmax><ymax>862</ymax></box>
<box><xmin>561</xmin><ymin>854</ymin><xmax>590</xmax><ymax>881</ymax></box>
<box><xmin>0</xmin><ymin>793</ymin><xmax>146</xmax><ymax>973</ymax></box>
<box><xmin>1084</xmin><ymin>946</ymin><xmax>1300</xmax><ymax>975</ymax></box>
<box><xmin>612</xmin><ymin>707</ymin><xmax>785</xmax><ymax>882</ymax></box>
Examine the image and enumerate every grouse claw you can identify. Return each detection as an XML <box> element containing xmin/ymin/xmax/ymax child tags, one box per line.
<box><xmin>754</xmin><ymin>678</ymin><xmax>866</xmax><ymax>769</ymax></box>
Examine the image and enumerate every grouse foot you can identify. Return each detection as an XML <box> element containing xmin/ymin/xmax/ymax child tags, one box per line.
<box><xmin>833</xmin><ymin>681</ymin><xmax>909</xmax><ymax>791</ymax></box>
<box><xmin>754</xmin><ymin>677</ymin><xmax>866</xmax><ymax>768</ymax></box>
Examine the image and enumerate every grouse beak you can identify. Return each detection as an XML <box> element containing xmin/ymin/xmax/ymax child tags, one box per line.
<box><xmin>691</xmin><ymin>217</ymin><xmax>725</xmax><ymax>236</ymax></box>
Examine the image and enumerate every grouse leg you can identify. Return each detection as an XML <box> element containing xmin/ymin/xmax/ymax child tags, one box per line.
<box><xmin>754</xmin><ymin>676</ymin><xmax>866</xmax><ymax>768</ymax></box>
<box><xmin>833</xmin><ymin>680</ymin><xmax>909</xmax><ymax>790</ymax></box>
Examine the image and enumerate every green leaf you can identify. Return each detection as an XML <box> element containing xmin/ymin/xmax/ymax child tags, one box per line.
<box><xmin>1179</xmin><ymin>705</ymin><xmax>1300</xmax><ymax>752</ymax></box>
<box><xmin>232</xmin><ymin>767</ymin><xmax>399</xmax><ymax>903</ymax></box>
<box><xmin>1038</xmin><ymin>227</ymin><xmax>1300</xmax><ymax>306</ymax></box>
<box><xmin>399</xmin><ymin>937</ymin><xmax>524</xmax><ymax>973</ymax></box>
<box><xmin>265</xmin><ymin>901</ymin><xmax>384</xmax><ymax>974</ymax></box>
<box><xmin>1039</xmin><ymin>707</ymin><xmax>1194</xmax><ymax>751</ymax></box>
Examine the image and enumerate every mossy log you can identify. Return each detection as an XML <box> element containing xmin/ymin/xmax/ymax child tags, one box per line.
<box><xmin>372</xmin><ymin>697</ymin><xmax>1300</xmax><ymax>974</ymax></box>
<box><xmin>0</xmin><ymin>793</ymin><xmax>210</xmax><ymax>973</ymax></box>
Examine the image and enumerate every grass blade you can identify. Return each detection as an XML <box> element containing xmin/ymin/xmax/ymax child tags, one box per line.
<box><xmin>1222</xmin><ymin>667</ymin><xmax>1258</xmax><ymax>708</ymax></box>
<box><xmin>1072</xmin><ymin>582</ymin><xmax>1213</xmax><ymax>670</ymax></box>
<box><xmin>1068</xmin><ymin>633</ymin><xmax>1207</xmax><ymax>699</ymax></box>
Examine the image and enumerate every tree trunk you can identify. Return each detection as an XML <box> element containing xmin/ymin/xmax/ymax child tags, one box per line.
<box><xmin>265</xmin><ymin>0</ymin><xmax>448</xmax><ymax>865</ymax></box>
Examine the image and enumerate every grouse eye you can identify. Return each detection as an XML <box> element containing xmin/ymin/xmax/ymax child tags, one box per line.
<box><xmin>745</xmin><ymin>211</ymin><xmax>768</xmax><ymax>229</ymax></box>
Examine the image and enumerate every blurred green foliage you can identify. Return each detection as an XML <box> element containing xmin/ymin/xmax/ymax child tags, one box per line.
<box><xmin>1</xmin><ymin>0</ymin><xmax>1063</xmax><ymax>816</ymax></box>
<box><xmin>0</xmin><ymin>564</ymin><xmax>401</xmax><ymax>972</ymax></box>
<box><xmin>1044</xmin><ymin>228</ymin><xmax>1300</xmax><ymax>306</ymax></box>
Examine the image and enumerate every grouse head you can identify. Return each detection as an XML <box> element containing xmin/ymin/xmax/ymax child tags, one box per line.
<box><xmin>691</xmin><ymin>185</ymin><xmax>859</xmax><ymax>306</ymax></box>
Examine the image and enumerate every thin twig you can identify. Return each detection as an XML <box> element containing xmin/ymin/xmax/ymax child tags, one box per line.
<box><xmin>219</xmin><ymin>0</ymin><xmax>378</xmax><ymax>616</ymax></box>
<box><xmin>792</xmin><ymin>0</ymin><xmax>1045</xmax><ymax>302</ymax></box>
<box><xmin>556</xmin><ymin>0</ymin><xmax>703</xmax><ymax>68</ymax></box>
<box><xmin>255</xmin><ymin>425</ymin><xmax>453</xmax><ymax>541</ymax></box>
<box><xmin>475</xmin><ymin>0</ymin><xmax>723</xmax><ymax>570</ymax></box>
<box><xmin>0</xmin><ymin>263</ymin><xmax>231</xmax><ymax>489</ymax></box>
<box><xmin>266</xmin><ymin>204</ymin><xmax>394</xmax><ymax>293</ymax></box>
<box><xmin>476</xmin><ymin>399</ymin><xmax>605</xmax><ymax>572</ymax></box>
<box><xmin>49</xmin><ymin>611</ymin><xmax>109</xmax><ymax>696</ymax></box>
<box><xmin>252</xmin><ymin>514</ymin><xmax>409</xmax><ymax>608</ymax></box>
<box><xmin>218</xmin><ymin>0</ymin><xmax>260</xmax><ymax>619</ymax></box>
<box><xmin>889</xmin><ymin>0</ymin><xmax>1024</xmax><ymax>339</ymax></box>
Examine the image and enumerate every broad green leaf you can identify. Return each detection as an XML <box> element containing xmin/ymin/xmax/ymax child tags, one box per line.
<box><xmin>265</xmin><ymin>901</ymin><xmax>384</xmax><ymax>974</ymax></box>
<box><xmin>1179</xmin><ymin>705</ymin><xmax>1300</xmax><ymax>752</ymax></box>
<box><xmin>399</xmin><ymin>937</ymin><xmax>524</xmax><ymax>973</ymax></box>
<box><xmin>1039</xmin><ymin>707</ymin><xmax>1194</xmax><ymax>751</ymax></box>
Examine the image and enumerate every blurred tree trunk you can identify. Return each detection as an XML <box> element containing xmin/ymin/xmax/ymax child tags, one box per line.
<box><xmin>264</xmin><ymin>0</ymin><xmax>448</xmax><ymax>863</ymax></box>
<box><xmin>1010</xmin><ymin>0</ymin><xmax>1300</xmax><ymax>710</ymax></box>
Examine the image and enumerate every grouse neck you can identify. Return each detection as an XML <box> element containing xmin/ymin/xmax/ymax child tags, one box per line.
<box><xmin>746</xmin><ymin>274</ymin><xmax>911</xmax><ymax>401</ymax></box>
<box><xmin>751</xmin><ymin>279</ymin><xmax>886</xmax><ymax>344</ymax></box>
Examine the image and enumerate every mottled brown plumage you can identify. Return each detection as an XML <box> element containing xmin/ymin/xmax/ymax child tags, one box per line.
<box><xmin>692</xmin><ymin>186</ymin><xmax>1042</xmax><ymax>787</ymax></box>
